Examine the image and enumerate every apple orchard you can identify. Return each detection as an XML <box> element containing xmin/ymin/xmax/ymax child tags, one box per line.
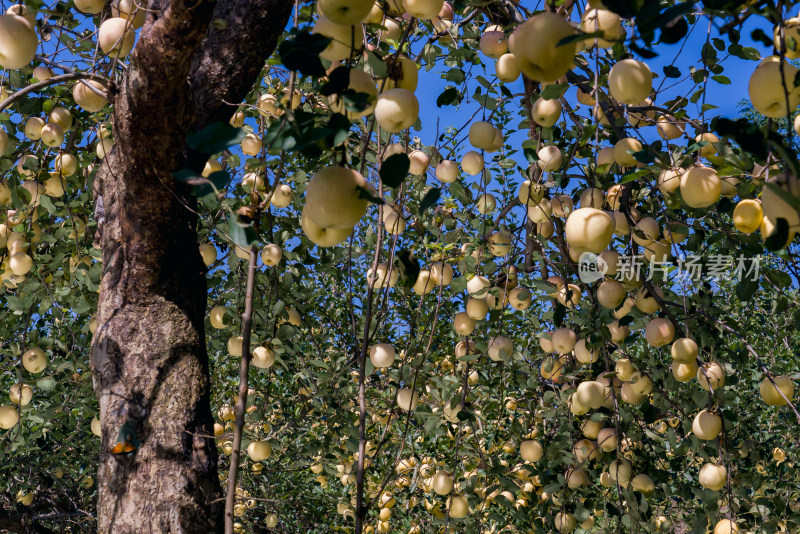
<box><xmin>1</xmin><ymin>0</ymin><xmax>800</xmax><ymax>532</ymax></box>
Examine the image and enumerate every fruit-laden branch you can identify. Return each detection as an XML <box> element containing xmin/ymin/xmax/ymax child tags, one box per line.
<box><xmin>0</xmin><ymin>73</ymin><xmax>109</xmax><ymax>114</ymax></box>
<box><xmin>224</xmin><ymin>244</ymin><xmax>259</xmax><ymax>533</ymax></box>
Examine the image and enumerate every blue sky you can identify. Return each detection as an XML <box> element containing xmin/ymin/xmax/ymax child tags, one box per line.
<box><xmin>409</xmin><ymin>12</ymin><xmax>776</xmax><ymax>154</ymax></box>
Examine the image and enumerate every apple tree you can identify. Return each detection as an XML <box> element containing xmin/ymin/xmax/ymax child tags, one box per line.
<box><xmin>0</xmin><ymin>0</ymin><xmax>800</xmax><ymax>532</ymax></box>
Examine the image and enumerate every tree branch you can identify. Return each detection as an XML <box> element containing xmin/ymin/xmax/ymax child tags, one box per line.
<box><xmin>0</xmin><ymin>510</ymin><xmax>55</xmax><ymax>534</ymax></box>
<box><xmin>0</xmin><ymin>73</ymin><xmax>109</xmax><ymax>114</ymax></box>
<box><xmin>189</xmin><ymin>0</ymin><xmax>295</xmax><ymax>130</ymax></box>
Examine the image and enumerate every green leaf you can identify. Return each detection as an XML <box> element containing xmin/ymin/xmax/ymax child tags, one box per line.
<box><xmin>418</xmin><ymin>187</ymin><xmax>441</xmax><ymax>215</ymax></box>
<box><xmin>764</xmin><ymin>218</ymin><xmax>789</xmax><ymax>251</ymax></box>
<box><xmin>277</xmin><ymin>28</ymin><xmax>330</xmax><ymax>77</ymax></box>
<box><xmin>395</xmin><ymin>249</ymin><xmax>420</xmax><ymax>289</ymax></box>
<box><xmin>436</xmin><ymin>87</ymin><xmax>462</xmax><ymax>107</ymax></box>
<box><xmin>523</xmin><ymin>148</ymin><xmax>538</xmax><ymax>163</ymax></box>
<box><xmin>766</xmin><ymin>269</ymin><xmax>792</xmax><ymax>288</ymax></box>
<box><xmin>39</xmin><ymin>194</ymin><xmax>57</xmax><ymax>214</ymax></box>
<box><xmin>228</xmin><ymin>215</ymin><xmax>258</xmax><ymax>248</ymax></box>
<box><xmin>186</xmin><ymin>122</ymin><xmax>246</xmax><ymax>155</ymax></box>
<box><xmin>556</xmin><ymin>31</ymin><xmax>603</xmax><ymax>47</ymax></box>
<box><xmin>37</xmin><ymin>378</ymin><xmax>57</xmax><ymax>391</ymax></box>
<box><xmin>365</xmin><ymin>50</ymin><xmax>388</xmax><ymax>78</ymax></box>
<box><xmin>319</xmin><ymin>66</ymin><xmax>350</xmax><ymax>96</ymax></box>
<box><xmin>735</xmin><ymin>277</ymin><xmax>759</xmax><ymax>301</ymax></box>
<box><xmin>356</xmin><ymin>185</ymin><xmax>385</xmax><ymax>205</ymax></box>
<box><xmin>379</xmin><ymin>153</ymin><xmax>410</xmax><ymax>188</ymax></box>
<box><xmin>540</xmin><ymin>83</ymin><xmax>569</xmax><ymax>100</ymax></box>
<box><xmin>632</xmin><ymin>150</ymin><xmax>654</xmax><ymax>164</ymax></box>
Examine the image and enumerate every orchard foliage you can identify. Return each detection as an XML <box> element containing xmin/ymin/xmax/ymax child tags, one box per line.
<box><xmin>0</xmin><ymin>0</ymin><xmax>800</xmax><ymax>532</ymax></box>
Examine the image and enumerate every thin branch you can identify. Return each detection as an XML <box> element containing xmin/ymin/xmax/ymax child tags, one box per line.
<box><xmin>0</xmin><ymin>73</ymin><xmax>109</xmax><ymax>114</ymax></box>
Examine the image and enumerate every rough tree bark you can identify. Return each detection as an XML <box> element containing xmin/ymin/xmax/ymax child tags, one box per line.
<box><xmin>89</xmin><ymin>0</ymin><xmax>292</xmax><ymax>531</ymax></box>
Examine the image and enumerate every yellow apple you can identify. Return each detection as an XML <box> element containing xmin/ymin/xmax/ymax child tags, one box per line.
<box><xmin>555</xmin><ymin>511</ymin><xmax>577</xmax><ymax>533</ymax></box>
<box><xmin>760</xmin><ymin>375</ymin><xmax>794</xmax><ymax>406</ymax></box>
<box><xmin>430</xmin><ymin>262</ymin><xmax>453</xmax><ymax>285</ymax></box>
<box><xmin>330</xmin><ymin>69</ymin><xmax>377</xmax><ymax>119</ymax></box>
<box><xmin>537</xmin><ymin>145</ymin><xmax>562</xmax><ymax>171</ymax></box>
<box><xmin>564</xmin><ymin>207</ymin><xmax>614</xmax><ymax>254</ymax></box>
<box><xmin>461</xmin><ymin>151</ymin><xmax>484</xmax><ymax>175</ymax></box>
<box><xmin>22</xmin><ymin>348</ymin><xmax>47</xmax><ymax>373</ymax></box>
<box><xmin>495</xmin><ymin>53</ymin><xmax>521</xmax><ymax>83</ymax></box>
<box><xmin>0</xmin><ymin>15</ymin><xmax>37</xmax><ymax>69</ymax></box>
<box><xmin>410</xmin><ymin>269</ymin><xmax>434</xmax><ymax>295</ymax></box>
<box><xmin>75</xmin><ymin>0</ymin><xmax>105</xmax><ymax>13</ymax></box>
<box><xmin>435</xmin><ymin>159</ymin><xmax>458</xmax><ymax>183</ymax></box>
<box><xmin>432</xmin><ymin>470</ymin><xmax>454</xmax><ymax>495</ymax></box>
<box><xmin>397</xmin><ymin>388</ymin><xmax>419</xmax><ymax>411</ymax></box>
<box><xmin>49</xmin><ymin>106</ymin><xmax>73</xmax><ymax>131</ymax></box>
<box><xmin>608</xmin><ymin>458</ymin><xmax>632</xmax><ymax>484</ymax></box>
<box><xmin>597</xmin><ymin>280</ymin><xmax>626</xmax><ymax>309</ymax></box>
<box><xmin>41</xmin><ymin>123</ymin><xmax>64</xmax><ymax>147</ymax></box>
<box><xmin>318</xmin><ymin>0</ymin><xmax>374</xmax><ymax>25</ymax></box>
<box><xmin>260</xmin><ymin>243</ymin><xmax>282</xmax><ymax>266</ymax></box>
<box><xmin>252</xmin><ymin>346</ymin><xmax>275</xmax><ymax>369</ymax></box>
<box><xmin>551</xmin><ymin>327</ymin><xmax>577</xmax><ymax>355</ymax></box>
<box><xmin>671</xmin><ymin>360</ymin><xmax>698</xmax><ymax>382</ymax></box>
<box><xmin>644</xmin><ymin>318</ymin><xmax>674</xmax><ymax>347</ymax></box>
<box><xmin>698</xmin><ymin>463</ymin><xmax>726</xmax><ymax>490</ymax></box>
<box><xmin>760</xmin><ymin>173</ymin><xmax>800</xmax><ymax>246</ymax></box>
<box><xmin>447</xmin><ymin>494</ymin><xmax>468</xmax><ymax>518</ymax></box>
<box><xmin>383</xmin><ymin>55</ymin><xmax>419</xmax><ymax>93</ymax></box>
<box><xmin>247</xmin><ymin>440</ymin><xmax>272</xmax><ymax>461</ymax></box>
<box><xmin>24</xmin><ymin>117</ymin><xmax>44</xmax><ymax>140</ymax></box>
<box><xmin>631</xmin><ymin>473</ymin><xmax>654</xmax><ymax>494</ymax></box>
<box><xmin>0</xmin><ymin>405</ymin><xmax>19</xmax><ymax>429</ymax></box>
<box><xmin>209</xmin><ymin>305</ymin><xmax>227</xmax><ymax>329</ymax></box>
<box><xmin>453</xmin><ymin>311</ymin><xmax>475</xmax><ymax>335</ymax></box>
<box><xmin>576</xmin><ymin>380</ymin><xmax>606</xmax><ymax>409</ymax></box>
<box><xmin>374</xmin><ymin>88</ymin><xmax>419</xmax><ymax>132</ymax></box>
<box><xmin>313</xmin><ymin>14</ymin><xmax>359</xmax><ymax>61</ymax></box>
<box><xmin>608</xmin><ymin>59</ymin><xmax>652</xmax><ymax>105</ymax></box>
<box><xmin>580</xmin><ymin>9</ymin><xmax>623</xmax><ymax>48</ymax></box>
<box><xmin>657</xmin><ymin>115</ymin><xmax>684</xmax><ymax>139</ymax></box>
<box><xmin>574</xmin><ymin>339</ymin><xmax>598</xmax><ymax>364</ymax></box>
<box><xmin>199</xmin><ymin>243</ymin><xmax>217</xmax><ymax>266</ymax></box>
<box><xmin>508</xmin><ymin>12</ymin><xmax>578</xmax><ymax>83</ymax></box>
<box><xmin>774</xmin><ymin>18</ymin><xmax>800</xmax><ymax>58</ymax></box>
<box><xmin>531</xmin><ymin>97</ymin><xmax>563</xmax><ymax>127</ymax></box>
<box><xmin>697</xmin><ymin>362</ymin><xmax>725</xmax><ymax>391</ymax></box>
<box><xmin>369</xmin><ymin>343</ymin><xmax>395</xmax><ymax>367</ymax></box>
<box><xmin>466</xmin><ymin>297</ymin><xmax>488</xmax><ymax>320</ymax></box>
<box><xmin>613</xmin><ymin>137</ymin><xmax>643</xmax><ymax>167</ymax></box>
<box><xmin>8</xmin><ymin>383</ymin><xmax>32</xmax><ymax>406</ymax></box>
<box><xmin>111</xmin><ymin>0</ymin><xmax>146</xmax><ymax>28</ymax></box>
<box><xmin>73</xmin><ymin>80</ymin><xmax>108</xmax><ymax>112</ymax></box>
<box><xmin>692</xmin><ymin>410</ymin><xmax>722</xmax><ymax>440</ymax></box>
<box><xmin>748</xmin><ymin>56</ymin><xmax>800</xmax><ymax>118</ymax></box>
<box><xmin>520</xmin><ymin>439</ymin><xmax>543</xmax><ymax>462</ymax></box>
<box><xmin>305</xmin><ymin>167</ymin><xmax>368</xmax><ymax>229</ymax></box>
<box><xmin>403</xmin><ymin>0</ymin><xmax>443</xmax><ymax>20</ymax></box>
<box><xmin>670</xmin><ymin>337</ymin><xmax>697</xmax><ymax>362</ymax></box>
<box><xmin>695</xmin><ymin>132</ymin><xmax>719</xmax><ymax>156</ymax></box>
<box><xmin>714</xmin><ymin>519</ymin><xmax>740</xmax><ymax>534</ymax></box>
<box><xmin>99</xmin><ymin>18</ymin><xmax>136</xmax><ymax>57</ymax></box>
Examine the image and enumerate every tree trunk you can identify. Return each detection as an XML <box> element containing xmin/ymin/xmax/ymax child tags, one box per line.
<box><xmin>89</xmin><ymin>0</ymin><xmax>292</xmax><ymax>531</ymax></box>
